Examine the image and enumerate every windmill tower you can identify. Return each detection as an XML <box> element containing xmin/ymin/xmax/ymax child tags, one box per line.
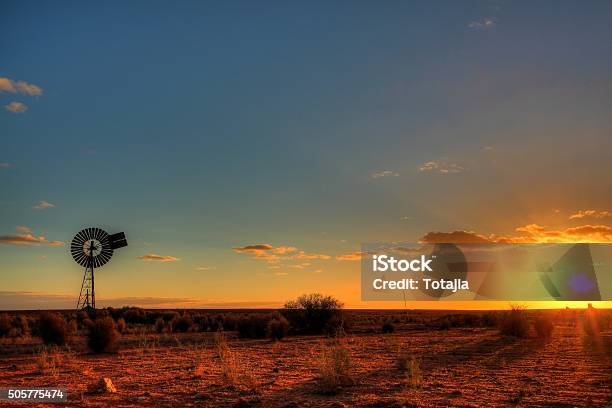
<box><xmin>71</xmin><ymin>227</ymin><xmax>127</xmax><ymax>310</ymax></box>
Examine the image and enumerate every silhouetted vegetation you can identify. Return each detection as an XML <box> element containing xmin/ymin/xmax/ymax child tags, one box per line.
<box><xmin>236</xmin><ymin>315</ymin><xmax>269</xmax><ymax>339</ymax></box>
<box><xmin>38</xmin><ymin>312</ymin><xmax>68</xmax><ymax>346</ymax></box>
<box><xmin>381</xmin><ymin>320</ymin><xmax>395</xmax><ymax>334</ymax></box>
<box><xmin>267</xmin><ymin>314</ymin><xmax>290</xmax><ymax>340</ymax></box>
<box><xmin>172</xmin><ymin>314</ymin><xmax>193</xmax><ymax>333</ymax></box>
<box><xmin>499</xmin><ymin>306</ymin><xmax>529</xmax><ymax>338</ymax></box>
<box><xmin>88</xmin><ymin>317</ymin><xmax>120</xmax><ymax>353</ymax></box>
<box><xmin>282</xmin><ymin>293</ymin><xmax>344</xmax><ymax>335</ymax></box>
<box><xmin>0</xmin><ymin>314</ymin><xmax>11</xmax><ymax>337</ymax></box>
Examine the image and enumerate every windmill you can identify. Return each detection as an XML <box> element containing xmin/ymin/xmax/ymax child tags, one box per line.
<box><xmin>71</xmin><ymin>227</ymin><xmax>127</xmax><ymax>310</ymax></box>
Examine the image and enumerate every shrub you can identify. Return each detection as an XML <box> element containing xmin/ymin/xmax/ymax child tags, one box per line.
<box><xmin>318</xmin><ymin>343</ymin><xmax>353</xmax><ymax>394</ymax></box>
<box><xmin>12</xmin><ymin>315</ymin><xmax>29</xmax><ymax>336</ymax></box>
<box><xmin>81</xmin><ymin>318</ymin><xmax>94</xmax><ymax>331</ymax></box>
<box><xmin>237</xmin><ymin>315</ymin><xmax>269</xmax><ymax>339</ymax></box>
<box><xmin>155</xmin><ymin>317</ymin><xmax>165</xmax><ymax>333</ymax></box>
<box><xmin>0</xmin><ymin>314</ymin><xmax>11</xmax><ymax>337</ymax></box>
<box><xmin>267</xmin><ymin>314</ymin><xmax>290</xmax><ymax>340</ymax></box>
<box><xmin>533</xmin><ymin>316</ymin><xmax>554</xmax><ymax>339</ymax></box>
<box><xmin>116</xmin><ymin>318</ymin><xmax>127</xmax><ymax>334</ymax></box>
<box><xmin>88</xmin><ymin>317</ymin><xmax>119</xmax><ymax>353</ymax></box>
<box><xmin>122</xmin><ymin>307</ymin><xmax>147</xmax><ymax>324</ymax></box>
<box><xmin>39</xmin><ymin>312</ymin><xmax>68</xmax><ymax>346</ymax></box>
<box><xmin>381</xmin><ymin>320</ymin><xmax>395</xmax><ymax>334</ymax></box>
<box><xmin>282</xmin><ymin>293</ymin><xmax>344</xmax><ymax>335</ymax></box>
<box><xmin>172</xmin><ymin>314</ymin><xmax>193</xmax><ymax>333</ymax></box>
<box><xmin>480</xmin><ymin>311</ymin><xmax>497</xmax><ymax>327</ymax></box>
<box><xmin>499</xmin><ymin>306</ymin><xmax>529</xmax><ymax>338</ymax></box>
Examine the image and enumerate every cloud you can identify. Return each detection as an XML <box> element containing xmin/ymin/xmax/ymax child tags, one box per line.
<box><xmin>0</xmin><ymin>233</ymin><xmax>64</xmax><ymax>246</ymax></box>
<box><xmin>569</xmin><ymin>210</ymin><xmax>612</xmax><ymax>220</ymax></box>
<box><xmin>0</xmin><ymin>162</ymin><xmax>11</xmax><ymax>169</ymax></box>
<box><xmin>138</xmin><ymin>253</ymin><xmax>180</xmax><ymax>262</ymax></box>
<box><xmin>336</xmin><ymin>251</ymin><xmax>369</xmax><ymax>261</ymax></box>
<box><xmin>5</xmin><ymin>102</ymin><xmax>28</xmax><ymax>113</ymax></box>
<box><xmin>233</xmin><ymin>243</ymin><xmax>331</xmax><ymax>263</ymax></box>
<box><xmin>418</xmin><ymin>161</ymin><xmax>465</xmax><ymax>174</ymax></box>
<box><xmin>420</xmin><ymin>230</ymin><xmax>493</xmax><ymax>244</ymax></box>
<box><xmin>371</xmin><ymin>170</ymin><xmax>399</xmax><ymax>179</ymax></box>
<box><xmin>34</xmin><ymin>200</ymin><xmax>55</xmax><ymax>209</ymax></box>
<box><xmin>16</xmin><ymin>226</ymin><xmax>31</xmax><ymax>232</ymax></box>
<box><xmin>0</xmin><ymin>77</ymin><xmax>43</xmax><ymax>96</ymax></box>
<box><xmin>195</xmin><ymin>266</ymin><xmax>216</xmax><ymax>271</ymax></box>
<box><xmin>468</xmin><ymin>17</ymin><xmax>496</xmax><ymax>30</ymax></box>
<box><xmin>274</xmin><ymin>272</ymin><xmax>289</xmax><ymax>276</ymax></box>
<box><xmin>420</xmin><ymin>224</ymin><xmax>612</xmax><ymax>244</ymax></box>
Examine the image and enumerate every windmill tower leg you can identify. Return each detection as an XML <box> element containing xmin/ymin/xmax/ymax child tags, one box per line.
<box><xmin>76</xmin><ymin>256</ymin><xmax>95</xmax><ymax>310</ymax></box>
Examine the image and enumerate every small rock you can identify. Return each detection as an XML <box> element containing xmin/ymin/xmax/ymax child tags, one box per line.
<box><xmin>87</xmin><ymin>377</ymin><xmax>117</xmax><ymax>394</ymax></box>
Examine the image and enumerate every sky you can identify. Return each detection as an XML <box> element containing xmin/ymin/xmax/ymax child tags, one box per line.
<box><xmin>1</xmin><ymin>0</ymin><xmax>611</xmax><ymax>309</ymax></box>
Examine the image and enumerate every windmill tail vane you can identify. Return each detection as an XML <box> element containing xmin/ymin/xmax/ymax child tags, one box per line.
<box><xmin>71</xmin><ymin>227</ymin><xmax>127</xmax><ymax>310</ymax></box>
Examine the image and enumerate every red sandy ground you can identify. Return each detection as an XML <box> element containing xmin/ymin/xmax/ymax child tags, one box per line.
<box><xmin>0</xmin><ymin>318</ymin><xmax>610</xmax><ymax>407</ymax></box>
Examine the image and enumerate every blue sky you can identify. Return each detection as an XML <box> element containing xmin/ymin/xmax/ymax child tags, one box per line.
<box><xmin>1</xmin><ymin>1</ymin><xmax>611</xmax><ymax>308</ymax></box>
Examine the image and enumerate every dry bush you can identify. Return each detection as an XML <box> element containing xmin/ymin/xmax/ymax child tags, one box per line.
<box><xmin>397</xmin><ymin>352</ymin><xmax>422</xmax><ymax>389</ymax></box>
<box><xmin>36</xmin><ymin>347</ymin><xmax>63</xmax><ymax>377</ymax></box>
<box><xmin>533</xmin><ymin>316</ymin><xmax>554</xmax><ymax>339</ymax></box>
<box><xmin>499</xmin><ymin>305</ymin><xmax>529</xmax><ymax>338</ymax></box>
<box><xmin>214</xmin><ymin>332</ymin><xmax>257</xmax><ymax>390</ymax></box>
<box><xmin>267</xmin><ymin>314</ymin><xmax>289</xmax><ymax>341</ymax></box>
<box><xmin>87</xmin><ymin>317</ymin><xmax>119</xmax><ymax>353</ymax></box>
<box><xmin>283</xmin><ymin>293</ymin><xmax>344</xmax><ymax>335</ymax></box>
<box><xmin>0</xmin><ymin>314</ymin><xmax>11</xmax><ymax>337</ymax></box>
<box><xmin>318</xmin><ymin>342</ymin><xmax>353</xmax><ymax>394</ymax></box>
<box><xmin>215</xmin><ymin>332</ymin><xmax>238</xmax><ymax>386</ymax></box>
<box><xmin>39</xmin><ymin>312</ymin><xmax>68</xmax><ymax>346</ymax></box>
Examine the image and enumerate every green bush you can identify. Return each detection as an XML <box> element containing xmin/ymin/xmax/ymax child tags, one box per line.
<box><xmin>88</xmin><ymin>317</ymin><xmax>119</xmax><ymax>353</ymax></box>
<box><xmin>39</xmin><ymin>312</ymin><xmax>68</xmax><ymax>345</ymax></box>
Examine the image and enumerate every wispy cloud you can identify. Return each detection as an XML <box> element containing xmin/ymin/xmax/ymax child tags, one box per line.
<box><xmin>371</xmin><ymin>170</ymin><xmax>399</xmax><ymax>179</ymax></box>
<box><xmin>468</xmin><ymin>17</ymin><xmax>497</xmax><ymax>30</ymax></box>
<box><xmin>0</xmin><ymin>77</ymin><xmax>43</xmax><ymax>96</ymax></box>
<box><xmin>195</xmin><ymin>266</ymin><xmax>216</xmax><ymax>271</ymax></box>
<box><xmin>418</xmin><ymin>161</ymin><xmax>465</xmax><ymax>174</ymax></box>
<box><xmin>5</xmin><ymin>101</ymin><xmax>28</xmax><ymax>113</ymax></box>
<box><xmin>336</xmin><ymin>251</ymin><xmax>370</xmax><ymax>261</ymax></box>
<box><xmin>569</xmin><ymin>210</ymin><xmax>612</xmax><ymax>220</ymax></box>
<box><xmin>233</xmin><ymin>243</ymin><xmax>331</xmax><ymax>263</ymax></box>
<box><xmin>0</xmin><ymin>162</ymin><xmax>11</xmax><ymax>169</ymax></box>
<box><xmin>34</xmin><ymin>200</ymin><xmax>55</xmax><ymax>209</ymax></box>
<box><xmin>0</xmin><ymin>231</ymin><xmax>64</xmax><ymax>247</ymax></box>
<box><xmin>138</xmin><ymin>253</ymin><xmax>180</xmax><ymax>262</ymax></box>
<box><xmin>16</xmin><ymin>226</ymin><xmax>31</xmax><ymax>232</ymax></box>
<box><xmin>421</xmin><ymin>223</ymin><xmax>612</xmax><ymax>244</ymax></box>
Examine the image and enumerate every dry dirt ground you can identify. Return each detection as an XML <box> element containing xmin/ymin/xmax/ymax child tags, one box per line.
<box><xmin>1</xmin><ymin>323</ymin><xmax>610</xmax><ymax>407</ymax></box>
